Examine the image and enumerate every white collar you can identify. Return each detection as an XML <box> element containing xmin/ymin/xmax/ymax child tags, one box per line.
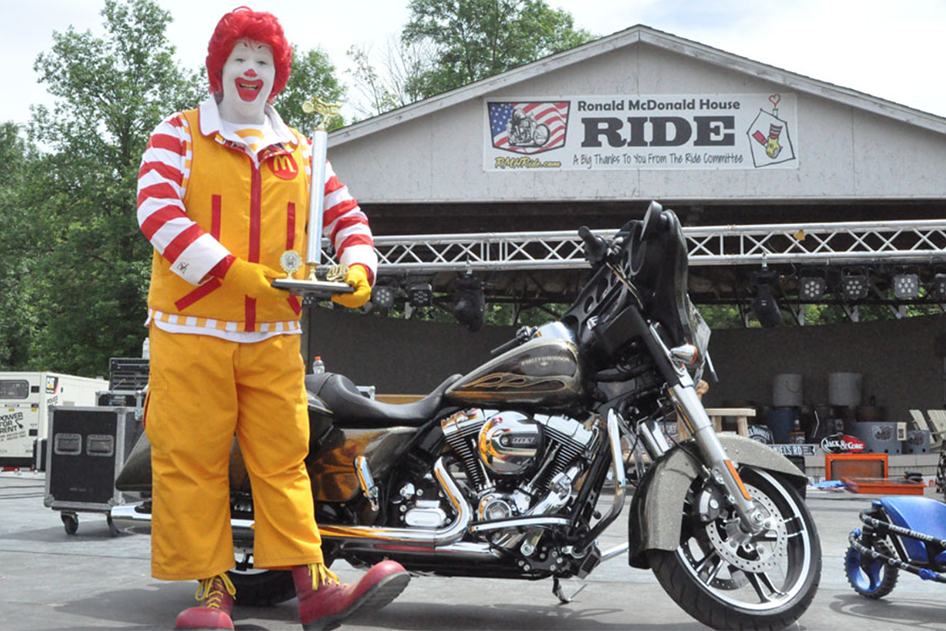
<box><xmin>197</xmin><ymin>96</ymin><xmax>298</xmax><ymax>147</ymax></box>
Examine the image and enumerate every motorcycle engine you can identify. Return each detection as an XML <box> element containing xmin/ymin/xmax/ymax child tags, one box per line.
<box><xmin>439</xmin><ymin>408</ymin><xmax>598</xmax><ymax>527</ymax></box>
<box><xmin>477</xmin><ymin>412</ymin><xmax>544</xmax><ymax>476</ymax></box>
<box><xmin>396</xmin><ymin>409</ymin><xmax>596</xmax><ymax>534</ymax></box>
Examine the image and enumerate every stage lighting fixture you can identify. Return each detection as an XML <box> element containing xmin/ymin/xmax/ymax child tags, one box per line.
<box><xmin>934</xmin><ymin>273</ymin><xmax>946</xmax><ymax>298</ymax></box>
<box><xmin>840</xmin><ymin>269</ymin><xmax>869</xmax><ymax>301</ymax></box>
<box><xmin>892</xmin><ymin>271</ymin><xmax>920</xmax><ymax>299</ymax></box>
<box><xmin>798</xmin><ymin>271</ymin><xmax>826</xmax><ymax>301</ymax></box>
<box><xmin>751</xmin><ymin>268</ymin><xmax>781</xmax><ymax>328</ymax></box>
<box><xmin>408</xmin><ymin>282</ymin><xmax>433</xmax><ymax>307</ymax></box>
<box><xmin>371</xmin><ymin>284</ymin><xmax>397</xmax><ymax>309</ymax></box>
<box><xmin>452</xmin><ymin>273</ymin><xmax>485</xmax><ymax>332</ymax></box>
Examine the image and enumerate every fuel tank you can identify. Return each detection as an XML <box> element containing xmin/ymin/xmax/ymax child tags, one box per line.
<box><xmin>445</xmin><ymin>337</ymin><xmax>583</xmax><ymax>409</ymax></box>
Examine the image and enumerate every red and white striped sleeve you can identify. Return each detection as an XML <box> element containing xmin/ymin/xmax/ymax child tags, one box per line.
<box><xmin>322</xmin><ymin>159</ymin><xmax>377</xmax><ymax>284</ymax></box>
<box><xmin>137</xmin><ymin>113</ymin><xmax>230</xmax><ymax>284</ymax></box>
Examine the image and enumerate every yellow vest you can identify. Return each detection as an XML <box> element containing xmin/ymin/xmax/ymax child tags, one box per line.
<box><xmin>147</xmin><ymin>108</ymin><xmax>310</xmax><ymax>331</ymax></box>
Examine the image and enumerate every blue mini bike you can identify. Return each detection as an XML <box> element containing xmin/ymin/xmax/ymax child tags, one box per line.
<box><xmin>846</xmin><ymin>496</ymin><xmax>946</xmax><ymax>598</ymax></box>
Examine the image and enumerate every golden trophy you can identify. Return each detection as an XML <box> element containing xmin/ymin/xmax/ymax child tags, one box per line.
<box><xmin>271</xmin><ymin>96</ymin><xmax>353</xmax><ymax>298</ymax></box>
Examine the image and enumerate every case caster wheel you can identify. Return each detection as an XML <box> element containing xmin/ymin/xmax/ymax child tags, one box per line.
<box><xmin>106</xmin><ymin>514</ymin><xmax>120</xmax><ymax>537</ymax></box>
<box><xmin>61</xmin><ymin>513</ymin><xmax>79</xmax><ymax>535</ymax></box>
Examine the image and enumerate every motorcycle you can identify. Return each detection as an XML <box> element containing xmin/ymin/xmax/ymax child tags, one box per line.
<box><xmin>112</xmin><ymin>202</ymin><xmax>821</xmax><ymax>629</ymax></box>
<box><xmin>508</xmin><ymin>110</ymin><xmax>550</xmax><ymax>147</ymax></box>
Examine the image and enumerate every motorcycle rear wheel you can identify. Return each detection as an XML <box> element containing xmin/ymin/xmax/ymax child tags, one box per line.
<box><xmin>228</xmin><ymin>551</ymin><xmax>335</xmax><ymax>606</ymax></box>
<box><xmin>227</xmin><ymin>569</ymin><xmax>295</xmax><ymax>606</ymax></box>
<box><xmin>646</xmin><ymin>468</ymin><xmax>821</xmax><ymax>630</ymax></box>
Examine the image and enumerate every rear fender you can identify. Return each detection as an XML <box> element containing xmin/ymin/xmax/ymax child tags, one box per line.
<box><xmin>627</xmin><ymin>434</ymin><xmax>807</xmax><ymax>568</ymax></box>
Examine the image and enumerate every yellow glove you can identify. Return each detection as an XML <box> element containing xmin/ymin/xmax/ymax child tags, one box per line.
<box><xmin>225</xmin><ymin>258</ymin><xmax>287</xmax><ymax>301</ymax></box>
<box><xmin>332</xmin><ymin>265</ymin><xmax>371</xmax><ymax>309</ymax></box>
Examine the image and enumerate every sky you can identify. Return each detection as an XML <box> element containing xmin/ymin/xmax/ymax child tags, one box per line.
<box><xmin>6</xmin><ymin>0</ymin><xmax>946</xmax><ymax>128</ymax></box>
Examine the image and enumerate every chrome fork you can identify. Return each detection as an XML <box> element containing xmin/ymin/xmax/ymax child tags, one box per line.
<box><xmin>648</xmin><ymin>325</ymin><xmax>767</xmax><ymax>534</ymax></box>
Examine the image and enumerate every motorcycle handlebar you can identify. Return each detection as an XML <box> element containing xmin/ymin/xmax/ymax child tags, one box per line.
<box><xmin>490</xmin><ymin>337</ymin><xmax>521</xmax><ymax>356</ymax></box>
<box><xmin>489</xmin><ymin>326</ymin><xmax>536</xmax><ymax>356</ymax></box>
<box><xmin>578</xmin><ymin>226</ymin><xmax>609</xmax><ymax>266</ymax></box>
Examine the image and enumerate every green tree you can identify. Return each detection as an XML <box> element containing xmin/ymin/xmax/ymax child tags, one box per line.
<box><xmin>403</xmin><ymin>0</ymin><xmax>594</xmax><ymax>98</ymax></box>
<box><xmin>0</xmin><ymin>123</ymin><xmax>41</xmax><ymax>369</ymax></box>
<box><xmin>20</xmin><ymin>0</ymin><xmax>203</xmax><ymax>376</ymax></box>
<box><xmin>346</xmin><ymin>38</ymin><xmax>433</xmax><ymax>118</ymax></box>
<box><xmin>275</xmin><ymin>45</ymin><xmax>346</xmax><ymax>132</ymax></box>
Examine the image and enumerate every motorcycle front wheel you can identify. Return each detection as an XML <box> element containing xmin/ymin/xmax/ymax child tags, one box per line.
<box><xmin>647</xmin><ymin>467</ymin><xmax>821</xmax><ymax>630</ymax></box>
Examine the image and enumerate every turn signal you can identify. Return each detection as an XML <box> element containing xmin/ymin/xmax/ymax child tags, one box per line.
<box><xmin>670</xmin><ymin>344</ymin><xmax>699</xmax><ymax>365</ymax></box>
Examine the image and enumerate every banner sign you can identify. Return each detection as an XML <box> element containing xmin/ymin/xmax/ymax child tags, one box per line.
<box><xmin>484</xmin><ymin>93</ymin><xmax>797</xmax><ymax>171</ymax></box>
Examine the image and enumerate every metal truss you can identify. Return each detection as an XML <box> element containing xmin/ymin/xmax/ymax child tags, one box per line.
<box><xmin>349</xmin><ymin>219</ymin><xmax>946</xmax><ymax>274</ymax></box>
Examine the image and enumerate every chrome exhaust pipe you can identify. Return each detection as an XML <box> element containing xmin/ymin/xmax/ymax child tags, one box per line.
<box><xmin>111</xmin><ymin>457</ymin><xmax>471</xmax><ymax>550</ymax></box>
<box><xmin>319</xmin><ymin>457</ymin><xmax>471</xmax><ymax>549</ymax></box>
<box><xmin>110</xmin><ymin>504</ymin><xmax>257</xmax><ymax>544</ymax></box>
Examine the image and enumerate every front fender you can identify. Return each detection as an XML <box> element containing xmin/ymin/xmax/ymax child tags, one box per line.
<box><xmin>627</xmin><ymin>434</ymin><xmax>807</xmax><ymax>569</ymax></box>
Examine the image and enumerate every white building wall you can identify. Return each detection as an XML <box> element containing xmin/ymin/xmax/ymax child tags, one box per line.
<box><xmin>328</xmin><ymin>42</ymin><xmax>946</xmax><ymax>205</ymax></box>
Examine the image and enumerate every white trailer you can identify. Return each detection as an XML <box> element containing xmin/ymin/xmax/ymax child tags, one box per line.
<box><xmin>0</xmin><ymin>372</ymin><xmax>108</xmax><ymax>467</ymax></box>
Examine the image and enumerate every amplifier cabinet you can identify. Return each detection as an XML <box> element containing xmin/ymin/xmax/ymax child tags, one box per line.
<box><xmin>44</xmin><ymin>406</ymin><xmax>142</xmax><ymax>513</ymax></box>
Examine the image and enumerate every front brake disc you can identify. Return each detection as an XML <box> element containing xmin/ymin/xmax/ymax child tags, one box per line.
<box><xmin>703</xmin><ymin>483</ymin><xmax>787</xmax><ymax>573</ymax></box>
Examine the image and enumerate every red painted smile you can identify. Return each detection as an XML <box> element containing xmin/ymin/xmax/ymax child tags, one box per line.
<box><xmin>235</xmin><ymin>78</ymin><xmax>265</xmax><ymax>102</ymax></box>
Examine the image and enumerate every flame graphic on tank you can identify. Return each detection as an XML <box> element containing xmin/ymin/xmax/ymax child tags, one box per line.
<box><xmin>464</xmin><ymin>372</ymin><xmax>567</xmax><ymax>391</ymax></box>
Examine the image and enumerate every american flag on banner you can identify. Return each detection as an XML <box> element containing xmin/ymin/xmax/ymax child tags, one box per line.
<box><xmin>488</xmin><ymin>101</ymin><xmax>570</xmax><ymax>154</ymax></box>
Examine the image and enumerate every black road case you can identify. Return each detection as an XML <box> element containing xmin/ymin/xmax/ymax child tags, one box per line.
<box><xmin>44</xmin><ymin>406</ymin><xmax>142</xmax><ymax>535</ymax></box>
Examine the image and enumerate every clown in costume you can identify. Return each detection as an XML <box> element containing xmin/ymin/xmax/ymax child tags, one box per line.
<box><xmin>136</xmin><ymin>8</ymin><xmax>408</xmax><ymax>630</ymax></box>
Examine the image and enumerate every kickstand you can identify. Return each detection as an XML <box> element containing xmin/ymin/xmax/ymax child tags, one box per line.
<box><xmin>553</xmin><ymin>577</ymin><xmax>587</xmax><ymax>604</ymax></box>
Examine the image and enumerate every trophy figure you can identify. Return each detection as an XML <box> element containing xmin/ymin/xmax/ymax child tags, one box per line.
<box><xmin>271</xmin><ymin>96</ymin><xmax>354</xmax><ymax>298</ymax></box>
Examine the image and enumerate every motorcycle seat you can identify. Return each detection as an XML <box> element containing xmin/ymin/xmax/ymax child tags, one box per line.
<box><xmin>305</xmin><ymin>372</ymin><xmax>463</xmax><ymax>428</ymax></box>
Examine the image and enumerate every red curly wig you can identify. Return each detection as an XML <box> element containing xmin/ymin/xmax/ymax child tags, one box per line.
<box><xmin>206</xmin><ymin>7</ymin><xmax>292</xmax><ymax>100</ymax></box>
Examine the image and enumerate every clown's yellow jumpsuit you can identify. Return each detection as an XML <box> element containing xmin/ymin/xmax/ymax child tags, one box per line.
<box><xmin>137</xmin><ymin>99</ymin><xmax>375</xmax><ymax>580</ymax></box>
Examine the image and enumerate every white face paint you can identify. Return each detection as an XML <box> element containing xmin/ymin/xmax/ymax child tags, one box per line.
<box><xmin>218</xmin><ymin>38</ymin><xmax>276</xmax><ymax>124</ymax></box>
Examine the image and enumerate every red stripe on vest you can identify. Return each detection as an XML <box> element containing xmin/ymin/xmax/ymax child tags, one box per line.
<box><xmin>211</xmin><ymin>195</ymin><xmax>222</xmax><ymax>240</ymax></box>
<box><xmin>287</xmin><ymin>201</ymin><xmax>296</xmax><ymax>250</ymax></box>
<box><xmin>245</xmin><ymin>297</ymin><xmax>257</xmax><ymax>332</ymax></box>
<box><xmin>174</xmin><ymin>278</ymin><xmax>222</xmax><ymax>311</ymax></box>
<box><xmin>288</xmin><ymin>296</ymin><xmax>301</xmax><ymax>315</ymax></box>
<box><xmin>245</xmin><ymin>165</ymin><xmax>262</xmax><ymax>330</ymax></box>
<box><xmin>249</xmin><ymin>166</ymin><xmax>262</xmax><ymax>262</ymax></box>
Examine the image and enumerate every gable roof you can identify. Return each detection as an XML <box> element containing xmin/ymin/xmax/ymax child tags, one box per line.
<box><xmin>331</xmin><ymin>24</ymin><xmax>946</xmax><ymax>146</ymax></box>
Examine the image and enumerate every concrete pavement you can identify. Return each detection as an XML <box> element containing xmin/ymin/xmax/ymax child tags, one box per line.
<box><xmin>1</xmin><ymin>470</ymin><xmax>945</xmax><ymax>630</ymax></box>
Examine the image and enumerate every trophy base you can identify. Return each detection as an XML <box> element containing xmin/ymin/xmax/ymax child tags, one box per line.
<box><xmin>272</xmin><ymin>278</ymin><xmax>354</xmax><ymax>299</ymax></box>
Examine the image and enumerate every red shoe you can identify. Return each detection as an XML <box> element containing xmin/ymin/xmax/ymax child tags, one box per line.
<box><xmin>174</xmin><ymin>574</ymin><xmax>236</xmax><ymax>630</ymax></box>
<box><xmin>293</xmin><ymin>561</ymin><xmax>410</xmax><ymax>631</ymax></box>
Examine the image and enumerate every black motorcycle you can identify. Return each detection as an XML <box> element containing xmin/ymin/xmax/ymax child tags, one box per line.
<box><xmin>113</xmin><ymin>202</ymin><xmax>821</xmax><ymax>630</ymax></box>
